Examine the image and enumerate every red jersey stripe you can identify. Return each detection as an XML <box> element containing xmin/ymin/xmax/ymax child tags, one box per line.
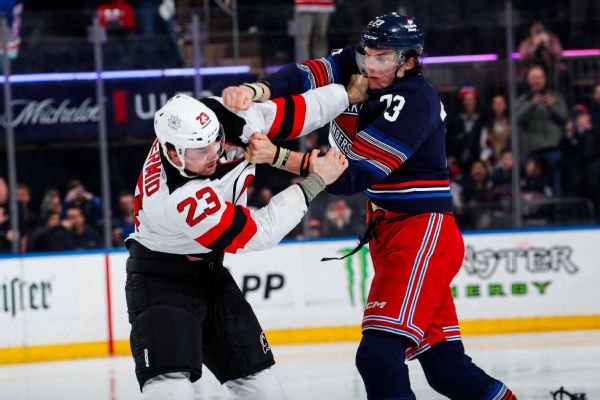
<box><xmin>352</xmin><ymin>143</ymin><xmax>400</xmax><ymax>171</ymax></box>
<box><xmin>194</xmin><ymin>202</ymin><xmax>235</xmax><ymax>247</ymax></box>
<box><xmin>289</xmin><ymin>94</ymin><xmax>307</xmax><ymax>139</ymax></box>
<box><xmin>303</xmin><ymin>60</ymin><xmax>325</xmax><ymax>86</ymax></box>
<box><xmin>224</xmin><ymin>206</ymin><xmax>258</xmax><ymax>253</ymax></box>
<box><xmin>354</xmin><ymin>136</ymin><xmax>402</xmax><ymax>169</ymax></box>
<box><xmin>267</xmin><ymin>97</ymin><xmax>286</xmax><ymax>138</ymax></box>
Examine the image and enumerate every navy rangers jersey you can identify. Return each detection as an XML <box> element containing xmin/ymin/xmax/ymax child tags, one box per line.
<box><xmin>128</xmin><ymin>84</ymin><xmax>349</xmax><ymax>255</ymax></box>
<box><xmin>262</xmin><ymin>46</ymin><xmax>452</xmax><ymax>214</ymax></box>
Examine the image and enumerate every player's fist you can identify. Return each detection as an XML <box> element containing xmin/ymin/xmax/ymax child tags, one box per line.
<box><xmin>222</xmin><ymin>85</ymin><xmax>254</xmax><ymax>111</ymax></box>
<box><xmin>310</xmin><ymin>148</ymin><xmax>348</xmax><ymax>185</ymax></box>
<box><xmin>347</xmin><ymin>74</ymin><xmax>369</xmax><ymax>104</ymax></box>
<box><xmin>244</xmin><ymin>134</ymin><xmax>277</xmax><ymax>164</ymax></box>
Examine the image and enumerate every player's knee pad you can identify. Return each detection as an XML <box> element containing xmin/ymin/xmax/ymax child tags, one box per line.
<box><xmin>224</xmin><ymin>366</ymin><xmax>285</xmax><ymax>400</ymax></box>
<box><xmin>355</xmin><ymin>331</ymin><xmax>415</xmax><ymax>400</ymax></box>
<box><xmin>141</xmin><ymin>372</ymin><xmax>195</xmax><ymax>400</ymax></box>
<box><xmin>418</xmin><ymin>340</ymin><xmax>506</xmax><ymax>400</ymax></box>
<box><xmin>130</xmin><ymin>305</ymin><xmax>204</xmax><ymax>389</ymax></box>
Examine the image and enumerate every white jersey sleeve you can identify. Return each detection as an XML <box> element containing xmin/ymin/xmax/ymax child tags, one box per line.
<box><xmin>237</xmin><ymin>83</ymin><xmax>349</xmax><ymax>143</ymax></box>
<box><xmin>164</xmin><ymin>180</ymin><xmax>308</xmax><ymax>254</ymax></box>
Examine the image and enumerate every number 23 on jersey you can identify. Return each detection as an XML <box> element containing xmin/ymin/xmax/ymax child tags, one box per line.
<box><xmin>177</xmin><ymin>187</ymin><xmax>222</xmax><ymax>227</ymax></box>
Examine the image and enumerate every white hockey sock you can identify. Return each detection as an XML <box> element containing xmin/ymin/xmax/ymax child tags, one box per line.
<box><xmin>141</xmin><ymin>372</ymin><xmax>195</xmax><ymax>400</ymax></box>
<box><xmin>224</xmin><ymin>367</ymin><xmax>286</xmax><ymax>400</ymax></box>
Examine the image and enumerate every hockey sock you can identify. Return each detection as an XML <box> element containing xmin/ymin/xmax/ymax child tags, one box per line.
<box><xmin>355</xmin><ymin>331</ymin><xmax>416</xmax><ymax>400</ymax></box>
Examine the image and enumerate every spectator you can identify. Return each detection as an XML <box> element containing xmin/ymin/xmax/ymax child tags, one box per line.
<box><xmin>26</xmin><ymin>211</ymin><xmax>61</xmax><ymax>252</ymax></box>
<box><xmin>516</xmin><ymin>65</ymin><xmax>568</xmax><ymax>156</ymax></box>
<box><xmin>560</xmin><ymin>104</ymin><xmax>600</xmax><ymax>203</ymax></box>
<box><xmin>523</xmin><ymin>155</ymin><xmax>553</xmax><ymax>199</ymax></box>
<box><xmin>446</xmin><ymin>84</ymin><xmax>484</xmax><ymax>171</ymax></box>
<box><xmin>481</xmin><ymin>94</ymin><xmax>511</xmax><ymax>164</ymax></box>
<box><xmin>97</xmin><ymin>0</ymin><xmax>135</xmax><ymax>30</ymax></box>
<box><xmin>28</xmin><ymin>206</ymin><xmax>102</xmax><ymax>251</ymax></box>
<box><xmin>492</xmin><ymin>150</ymin><xmax>514</xmax><ymax>207</ymax></box>
<box><xmin>0</xmin><ymin>0</ymin><xmax>23</xmax><ymax>60</ymax></box>
<box><xmin>518</xmin><ymin>21</ymin><xmax>563</xmax><ymax>76</ymax></box>
<box><xmin>62</xmin><ymin>206</ymin><xmax>102</xmax><ymax>249</ymax></box>
<box><xmin>306</xmin><ymin>218</ymin><xmax>322</xmax><ymax>239</ymax></box>
<box><xmin>522</xmin><ymin>155</ymin><xmax>553</xmax><ymax>224</ymax></box>
<box><xmin>462</xmin><ymin>161</ymin><xmax>496</xmax><ymax>206</ymax></box>
<box><xmin>112</xmin><ymin>191</ymin><xmax>135</xmax><ymax>247</ymax></box>
<box><xmin>137</xmin><ymin>0</ymin><xmax>180</xmax><ymax>62</ymax></box>
<box><xmin>63</xmin><ymin>180</ymin><xmax>104</xmax><ymax>229</ymax></box>
<box><xmin>460</xmin><ymin>160</ymin><xmax>496</xmax><ymax>230</ymax></box>
<box><xmin>590</xmin><ymin>82</ymin><xmax>600</xmax><ymax>128</ymax></box>
<box><xmin>0</xmin><ymin>205</ymin><xmax>14</xmax><ymax>252</ymax></box>
<box><xmin>447</xmin><ymin>156</ymin><xmax>464</xmax><ymax>209</ymax></box>
<box><xmin>0</xmin><ymin>176</ymin><xmax>7</xmax><ymax>205</ymax></box>
<box><xmin>323</xmin><ymin>198</ymin><xmax>355</xmax><ymax>237</ymax></box>
<box><xmin>39</xmin><ymin>188</ymin><xmax>62</xmax><ymax>222</ymax></box>
<box><xmin>16</xmin><ymin>183</ymin><xmax>37</xmax><ymax>236</ymax></box>
<box><xmin>294</xmin><ymin>0</ymin><xmax>335</xmax><ymax>61</ymax></box>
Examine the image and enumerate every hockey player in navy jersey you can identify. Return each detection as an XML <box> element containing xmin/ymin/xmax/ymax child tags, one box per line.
<box><xmin>125</xmin><ymin>84</ymin><xmax>355</xmax><ymax>400</ymax></box>
<box><xmin>223</xmin><ymin>12</ymin><xmax>517</xmax><ymax>400</ymax></box>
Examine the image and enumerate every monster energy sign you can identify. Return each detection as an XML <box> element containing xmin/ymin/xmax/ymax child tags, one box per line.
<box><xmin>339</xmin><ymin>246</ymin><xmax>371</xmax><ymax>307</ymax></box>
<box><xmin>337</xmin><ymin>243</ymin><xmax>581</xmax><ymax>304</ymax></box>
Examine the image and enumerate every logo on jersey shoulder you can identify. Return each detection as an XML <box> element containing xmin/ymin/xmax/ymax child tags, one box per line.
<box><xmin>168</xmin><ymin>115</ymin><xmax>181</xmax><ymax>130</ymax></box>
<box><xmin>405</xmin><ymin>19</ymin><xmax>417</xmax><ymax>32</ymax></box>
<box><xmin>260</xmin><ymin>331</ymin><xmax>271</xmax><ymax>354</ymax></box>
<box><xmin>196</xmin><ymin>112</ymin><xmax>210</xmax><ymax>126</ymax></box>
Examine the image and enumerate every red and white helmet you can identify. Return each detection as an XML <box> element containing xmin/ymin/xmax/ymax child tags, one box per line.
<box><xmin>154</xmin><ymin>94</ymin><xmax>224</xmax><ymax>177</ymax></box>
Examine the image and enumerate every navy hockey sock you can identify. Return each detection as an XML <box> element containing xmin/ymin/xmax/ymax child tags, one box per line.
<box><xmin>417</xmin><ymin>340</ymin><xmax>516</xmax><ymax>399</ymax></box>
<box><xmin>355</xmin><ymin>331</ymin><xmax>416</xmax><ymax>400</ymax></box>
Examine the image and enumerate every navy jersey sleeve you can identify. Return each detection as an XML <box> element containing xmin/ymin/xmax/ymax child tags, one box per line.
<box><xmin>261</xmin><ymin>46</ymin><xmax>359</xmax><ymax>98</ymax></box>
<box><xmin>327</xmin><ymin>90</ymin><xmax>433</xmax><ymax>195</ymax></box>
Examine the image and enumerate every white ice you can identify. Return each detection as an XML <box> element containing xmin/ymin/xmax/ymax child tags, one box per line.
<box><xmin>0</xmin><ymin>330</ymin><xmax>599</xmax><ymax>400</ymax></box>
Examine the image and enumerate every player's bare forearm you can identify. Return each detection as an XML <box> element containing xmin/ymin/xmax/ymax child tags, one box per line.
<box><xmin>280</xmin><ymin>150</ymin><xmax>305</xmax><ymax>176</ymax></box>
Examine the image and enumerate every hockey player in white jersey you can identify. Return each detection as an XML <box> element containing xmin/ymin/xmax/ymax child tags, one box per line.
<box><xmin>125</xmin><ymin>83</ymin><xmax>355</xmax><ymax>400</ymax></box>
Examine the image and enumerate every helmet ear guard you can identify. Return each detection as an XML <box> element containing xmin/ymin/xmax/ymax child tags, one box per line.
<box><xmin>154</xmin><ymin>94</ymin><xmax>223</xmax><ymax>178</ymax></box>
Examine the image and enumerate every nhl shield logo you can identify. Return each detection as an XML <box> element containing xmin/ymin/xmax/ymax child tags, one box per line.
<box><xmin>260</xmin><ymin>332</ymin><xmax>271</xmax><ymax>354</ymax></box>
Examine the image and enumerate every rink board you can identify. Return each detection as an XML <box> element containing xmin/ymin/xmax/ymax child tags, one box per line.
<box><xmin>1</xmin><ymin>227</ymin><xmax>600</xmax><ymax>363</ymax></box>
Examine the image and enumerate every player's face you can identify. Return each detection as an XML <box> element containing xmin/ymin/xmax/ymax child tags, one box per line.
<box><xmin>363</xmin><ymin>47</ymin><xmax>398</xmax><ymax>90</ymax></box>
<box><xmin>184</xmin><ymin>138</ymin><xmax>224</xmax><ymax>176</ymax></box>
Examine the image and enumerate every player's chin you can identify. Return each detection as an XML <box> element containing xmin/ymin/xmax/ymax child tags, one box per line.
<box><xmin>367</xmin><ymin>77</ymin><xmax>384</xmax><ymax>89</ymax></box>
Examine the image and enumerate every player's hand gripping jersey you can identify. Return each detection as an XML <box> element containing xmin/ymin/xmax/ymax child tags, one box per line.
<box><xmin>262</xmin><ymin>46</ymin><xmax>452</xmax><ymax>214</ymax></box>
<box><xmin>128</xmin><ymin>85</ymin><xmax>348</xmax><ymax>255</ymax></box>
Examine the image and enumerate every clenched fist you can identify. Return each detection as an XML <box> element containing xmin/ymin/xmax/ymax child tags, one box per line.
<box><xmin>222</xmin><ymin>85</ymin><xmax>254</xmax><ymax>111</ymax></box>
<box><xmin>244</xmin><ymin>134</ymin><xmax>277</xmax><ymax>164</ymax></box>
<box><xmin>310</xmin><ymin>147</ymin><xmax>348</xmax><ymax>185</ymax></box>
<box><xmin>347</xmin><ymin>74</ymin><xmax>369</xmax><ymax>104</ymax></box>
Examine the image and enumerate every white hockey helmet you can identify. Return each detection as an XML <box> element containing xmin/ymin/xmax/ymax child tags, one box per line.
<box><xmin>154</xmin><ymin>94</ymin><xmax>224</xmax><ymax>177</ymax></box>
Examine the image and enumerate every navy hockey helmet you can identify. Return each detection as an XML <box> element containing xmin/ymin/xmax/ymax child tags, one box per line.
<box><xmin>357</xmin><ymin>13</ymin><xmax>424</xmax><ymax>74</ymax></box>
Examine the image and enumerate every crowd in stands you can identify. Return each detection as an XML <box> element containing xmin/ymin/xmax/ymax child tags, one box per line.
<box><xmin>1</xmin><ymin>69</ymin><xmax>599</xmax><ymax>251</ymax></box>
<box><xmin>0</xmin><ymin>7</ymin><xmax>599</xmax><ymax>252</ymax></box>
<box><xmin>0</xmin><ymin>178</ymin><xmax>135</xmax><ymax>253</ymax></box>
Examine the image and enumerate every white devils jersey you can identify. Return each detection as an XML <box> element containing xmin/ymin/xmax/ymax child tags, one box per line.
<box><xmin>128</xmin><ymin>84</ymin><xmax>349</xmax><ymax>255</ymax></box>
